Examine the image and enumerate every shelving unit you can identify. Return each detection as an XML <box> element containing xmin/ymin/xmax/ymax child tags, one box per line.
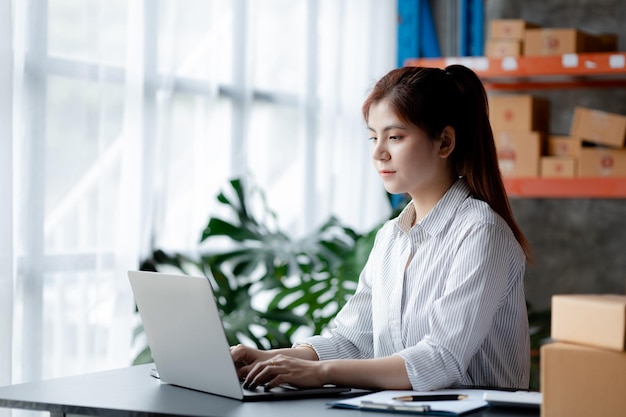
<box><xmin>405</xmin><ymin>52</ymin><xmax>626</xmax><ymax>198</ymax></box>
<box><xmin>503</xmin><ymin>178</ymin><xmax>626</xmax><ymax>198</ymax></box>
<box><xmin>404</xmin><ymin>52</ymin><xmax>626</xmax><ymax>90</ymax></box>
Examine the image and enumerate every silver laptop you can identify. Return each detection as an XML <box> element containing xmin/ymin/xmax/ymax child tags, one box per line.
<box><xmin>128</xmin><ymin>270</ymin><xmax>351</xmax><ymax>401</ymax></box>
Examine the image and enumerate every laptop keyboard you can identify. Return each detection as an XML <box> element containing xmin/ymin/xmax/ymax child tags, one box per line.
<box><xmin>242</xmin><ymin>382</ymin><xmax>300</xmax><ymax>394</ymax></box>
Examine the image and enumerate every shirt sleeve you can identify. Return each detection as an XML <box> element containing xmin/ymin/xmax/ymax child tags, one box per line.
<box><xmin>396</xmin><ymin>222</ymin><xmax>524</xmax><ymax>391</ymax></box>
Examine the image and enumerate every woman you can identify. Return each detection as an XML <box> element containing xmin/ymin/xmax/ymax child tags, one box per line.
<box><xmin>230</xmin><ymin>65</ymin><xmax>531</xmax><ymax>392</ymax></box>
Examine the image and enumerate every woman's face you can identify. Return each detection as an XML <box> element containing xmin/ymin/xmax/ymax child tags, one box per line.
<box><xmin>367</xmin><ymin>99</ymin><xmax>450</xmax><ymax>200</ymax></box>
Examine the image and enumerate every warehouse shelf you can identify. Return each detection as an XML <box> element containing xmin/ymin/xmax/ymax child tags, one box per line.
<box><xmin>404</xmin><ymin>52</ymin><xmax>626</xmax><ymax>90</ymax></box>
<box><xmin>503</xmin><ymin>177</ymin><xmax>626</xmax><ymax>198</ymax></box>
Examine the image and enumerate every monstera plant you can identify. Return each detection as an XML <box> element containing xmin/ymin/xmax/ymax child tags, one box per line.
<box><xmin>133</xmin><ymin>178</ymin><xmax>379</xmax><ymax>364</ymax></box>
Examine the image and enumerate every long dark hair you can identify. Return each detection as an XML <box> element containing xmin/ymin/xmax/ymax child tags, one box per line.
<box><xmin>362</xmin><ymin>65</ymin><xmax>531</xmax><ymax>260</ymax></box>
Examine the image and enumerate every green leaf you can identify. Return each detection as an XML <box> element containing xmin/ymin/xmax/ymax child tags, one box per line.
<box><xmin>230</xmin><ymin>178</ymin><xmax>249</xmax><ymax>219</ymax></box>
<box><xmin>132</xmin><ymin>324</ymin><xmax>145</xmax><ymax>342</ymax></box>
<box><xmin>261</xmin><ymin>309</ymin><xmax>309</xmax><ymax>326</ymax></box>
<box><xmin>201</xmin><ymin>218</ymin><xmax>261</xmax><ymax>242</ymax></box>
<box><xmin>132</xmin><ymin>346</ymin><xmax>153</xmax><ymax>365</ymax></box>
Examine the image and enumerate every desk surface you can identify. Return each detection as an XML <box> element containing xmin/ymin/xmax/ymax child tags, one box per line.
<box><xmin>0</xmin><ymin>364</ymin><xmax>539</xmax><ymax>417</ymax></box>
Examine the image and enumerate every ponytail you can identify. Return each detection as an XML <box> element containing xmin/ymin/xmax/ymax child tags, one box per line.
<box><xmin>445</xmin><ymin>65</ymin><xmax>531</xmax><ymax>261</ymax></box>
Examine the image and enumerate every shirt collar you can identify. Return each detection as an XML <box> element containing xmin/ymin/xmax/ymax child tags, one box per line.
<box><xmin>396</xmin><ymin>178</ymin><xmax>471</xmax><ymax>236</ymax></box>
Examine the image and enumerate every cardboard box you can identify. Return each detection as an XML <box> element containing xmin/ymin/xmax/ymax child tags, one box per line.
<box><xmin>524</xmin><ymin>28</ymin><xmax>602</xmax><ymax>56</ymax></box>
<box><xmin>577</xmin><ymin>147</ymin><xmax>626</xmax><ymax>177</ymax></box>
<box><xmin>541</xmin><ymin>342</ymin><xmax>626</xmax><ymax>417</ymax></box>
<box><xmin>570</xmin><ymin>106</ymin><xmax>626</xmax><ymax>148</ymax></box>
<box><xmin>494</xmin><ymin>131</ymin><xmax>543</xmax><ymax>177</ymax></box>
<box><xmin>541</xmin><ymin>156</ymin><xmax>576</xmax><ymax>178</ymax></box>
<box><xmin>489</xmin><ymin>19</ymin><xmax>540</xmax><ymax>40</ymax></box>
<box><xmin>551</xmin><ymin>294</ymin><xmax>626</xmax><ymax>351</ymax></box>
<box><xmin>489</xmin><ymin>95</ymin><xmax>550</xmax><ymax>132</ymax></box>
<box><xmin>546</xmin><ymin>135</ymin><xmax>583</xmax><ymax>158</ymax></box>
<box><xmin>485</xmin><ymin>39</ymin><xmax>523</xmax><ymax>58</ymax></box>
<box><xmin>598</xmin><ymin>33</ymin><xmax>618</xmax><ymax>51</ymax></box>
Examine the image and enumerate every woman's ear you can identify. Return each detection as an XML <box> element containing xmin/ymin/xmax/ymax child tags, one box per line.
<box><xmin>438</xmin><ymin>126</ymin><xmax>456</xmax><ymax>158</ymax></box>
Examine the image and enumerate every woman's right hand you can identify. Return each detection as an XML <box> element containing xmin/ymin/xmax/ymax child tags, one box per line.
<box><xmin>230</xmin><ymin>344</ymin><xmax>273</xmax><ymax>381</ymax></box>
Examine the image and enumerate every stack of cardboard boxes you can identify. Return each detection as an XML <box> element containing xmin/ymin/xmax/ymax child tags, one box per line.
<box><xmin>485</xmin><ymin>19</ymin><xmax>539</xmax><ymax>58</ymax></box>
<box><xmin>545</xmin><ymin>107</ymin><xmax>626</xmax><ymax>177</ymax></box>
<box><xmin>485</xmin><ymin>19</ymin><xmax>617</xmax><ymax>58</ymax></box>
<box><xmin>490</xmin><ymin>94</ymin><xmax>549</xmax><ymax>177</ymax></box>
<box><xmin>484</xmin><ymin>20</ymin><xmax>625</xmax><ymax>178</ymax></box>
<box><xmin>490</xmin><ymin>99</ymin><xmax>626</xmax><ymax>178</ymax></box>
<box><xmin>541</xmin><ymin>294</ymin><xmax>626</xmax><ymax>417</ymax></box>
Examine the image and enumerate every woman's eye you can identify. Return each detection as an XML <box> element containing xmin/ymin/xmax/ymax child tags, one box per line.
<box><xmin>389</xmin><ymin>136</ymin><xmax>400</xmax><ymax>141</ymax></box>
<box><xmin>368</xmin><ymin>137</ymin><xmax>377</xmax><ymax>142</ymax></box>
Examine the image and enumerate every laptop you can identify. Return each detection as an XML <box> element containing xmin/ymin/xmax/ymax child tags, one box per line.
<box><xmin>128</xmin><ymin>270</ymin><xmax>351</xmax><ymax>401</ymax></box>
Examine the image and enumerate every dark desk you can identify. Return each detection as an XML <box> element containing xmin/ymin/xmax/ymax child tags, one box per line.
<box><xmin>0</xmin><ymin>364</ymin><xmax>539</xmax><ymax>417</ymax></box>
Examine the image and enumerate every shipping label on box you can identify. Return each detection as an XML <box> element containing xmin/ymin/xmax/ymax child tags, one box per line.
<box><xmin>489</xmin><ymin>95</ymin><xmax>550</xmax><ymax>132</ymax></box>
<box><xmin>485</xmin><ymin>39</ymin><xmax>522</xmax><ymax>58</ymax></box>
<box><xmin>489</xmin><ymin>19</ymin><xmax>540</xmax><ymax>40</ymax></box>
<box><xmin>577</xmin><ymin>147</ymin><xmax>626</xmax><ymax>177</ymax></box>
<box><xmin>551</xmin><ymin>294</ymin><xmax>626</xmax><ymax>351</ymax></box>
<box><xmin>541</xmin><ymin>342</ymin><xmax>626</xmax><ymax>417</ymax></box>
<box><xmin>570</xmin><ymin>106</ymin><xmax>626</xmax><ymax>147</ymax></box>
<box><xmin>541</xmin><ymin>156</ymin><xmax>576</xmax><ymax>178</ymax></box>
<box><xmin>524</xmin><ymin>28</ymin><xmax>599</xmax><ymax>56</ymax></box>
<box><xmin>546</xmin><ymin>135</ymin><xmax>583</xmax><ymax>158</ymax></box>
<box><xmin>494</xmin><ymin>131</ymin><xmax>543</xmax><ymax>177</ymax></box>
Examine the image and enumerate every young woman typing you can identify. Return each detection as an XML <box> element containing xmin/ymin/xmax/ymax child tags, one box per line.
<box><xmin>230</xmin><ymin>65</ymin><xmax>531</xmax><ymax>392</ymax></box>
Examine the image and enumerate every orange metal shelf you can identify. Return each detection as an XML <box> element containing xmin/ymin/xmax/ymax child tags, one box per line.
<box><xmin>405</xmin><ymin>52</ymin><xmax>626</xmax><ymax>90</ymax></box>
<box><xmin>503</xmin><ymin>178</ymin><xmax>626</xmax><ymax>198</ymax></box>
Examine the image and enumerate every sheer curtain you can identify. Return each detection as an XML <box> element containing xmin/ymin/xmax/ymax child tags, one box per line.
<box><xmin>0</xmin><ymin>0</ymin><xmax>395</xmax><ymax>395</ymax></box>
<box><xmin>0</xmin><ymin>0</ymin><xmax>14</xmax><ymax>393</ymax></box>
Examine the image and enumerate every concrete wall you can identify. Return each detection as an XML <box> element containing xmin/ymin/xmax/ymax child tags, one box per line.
<box><xmin>486</xmin><ymin>0</ymin><xmax>626</xmax><ymax>310</ymax></box>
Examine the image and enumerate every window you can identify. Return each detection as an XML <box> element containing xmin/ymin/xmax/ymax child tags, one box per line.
<box><xmin>3</xmin><ymin>0</ymin><xmax>395</xmax><ymax>385</ymax></box>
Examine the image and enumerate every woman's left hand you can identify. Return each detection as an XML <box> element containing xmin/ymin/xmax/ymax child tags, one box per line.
<box><xmin>242</xmin><ymin>354</ymin><xmax>328</xmax><ymax>391</ymax></box>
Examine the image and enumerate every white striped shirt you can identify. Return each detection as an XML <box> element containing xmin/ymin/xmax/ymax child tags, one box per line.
<box><xmin>301</xmin><ymin>178</ymin><xmax>529</xmax><ymax>391</ymax></box>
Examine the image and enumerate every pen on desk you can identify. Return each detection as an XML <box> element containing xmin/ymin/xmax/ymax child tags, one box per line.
<box><xmin>393</xmin><ymin>394</ymin><xmax>469</xmax><ymax>402</ymax></box>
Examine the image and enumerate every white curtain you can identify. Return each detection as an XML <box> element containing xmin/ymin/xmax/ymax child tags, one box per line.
<box><xmin>0</xmin><ymin>0</ymin><xmax>395</xmax><ymax>395</ymax></box>
<box><xmin>0</xmin><ymin>0</ymin><xmax>14</xmax><ymax>392</ymax></box>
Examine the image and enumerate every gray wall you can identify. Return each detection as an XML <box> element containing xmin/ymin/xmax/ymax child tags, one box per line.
<box><xmin>485</xmin><ymin>0</ymin><xmax>626</xmax><ymax>310</ymax></box>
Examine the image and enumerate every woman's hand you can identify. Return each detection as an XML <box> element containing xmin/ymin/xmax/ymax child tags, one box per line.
<box><xmin>230</xmin><ymin>344</ymin><xmax>273</xmax><ymax>381</ymax></box>
<box><xmin>231</xmin><ymin>344</ymin><xmax>324</xmax><ymax>389</ymax></box>
<box><xmin>231</xmin><ymin>344</ymin><xmax>411</xmax><ymax>391</ymax></box>
<box><xmin>241</xmin><ymin>354</ymin><xmax>327</xmax><ymax>391</ymax></box>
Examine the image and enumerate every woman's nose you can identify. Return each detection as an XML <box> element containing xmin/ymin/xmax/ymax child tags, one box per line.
<box><xmin>372</xmin><ymin>142</ymin><xmax>390</xmax><ymax>161</ymax></box>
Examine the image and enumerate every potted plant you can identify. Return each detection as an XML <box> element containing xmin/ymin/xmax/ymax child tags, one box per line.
<box><xmin>133</xmin><ymin>178</ymin><xmax>377</xmax><ymax>364</ymax></box>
